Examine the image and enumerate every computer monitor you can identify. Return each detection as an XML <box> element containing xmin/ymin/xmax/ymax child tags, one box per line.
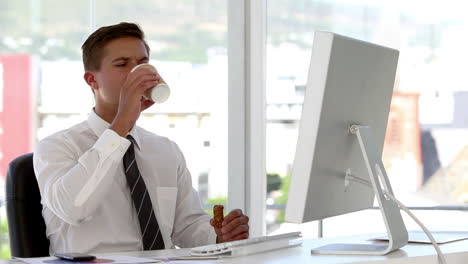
<box><xmin>285</xmin><ymin>31</ymin><xmax>408</xmax><ymax>255</ymax></box>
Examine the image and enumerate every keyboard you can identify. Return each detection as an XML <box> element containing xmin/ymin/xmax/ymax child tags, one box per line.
<box><xmin>190</xmin><ymin>231</ymin><xmax>302</xmax><ymax>257</ymax></box>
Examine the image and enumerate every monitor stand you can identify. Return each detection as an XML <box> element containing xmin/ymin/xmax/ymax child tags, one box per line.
<box><xmin>311</xmin><ymin>125</ymin><xmax>408</xmax><ymax>255</ymax></box>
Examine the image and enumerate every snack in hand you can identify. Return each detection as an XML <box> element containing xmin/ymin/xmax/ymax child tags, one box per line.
<box><xmin>213</xmin><ymin>205</ymin><xmax>224</xmax><ymax>228</ymax></box>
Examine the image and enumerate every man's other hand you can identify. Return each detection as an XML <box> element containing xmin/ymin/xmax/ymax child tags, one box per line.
<box><xmin>210</xmin><ymin>209</ymin><xmax>249</xmax><ymax>243</ymax></box>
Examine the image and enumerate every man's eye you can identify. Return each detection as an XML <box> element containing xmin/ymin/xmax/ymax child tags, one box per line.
<box><xmin>115</xmin><ymin>64</ymin><xmax>126</xmax><ymax>67</ymax></box>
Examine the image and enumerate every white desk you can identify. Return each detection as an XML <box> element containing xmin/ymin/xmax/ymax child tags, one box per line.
<box><xmin>6</xmin><ymin>234</ymin><xmax>468</xmax><ymax>264</ymax></box>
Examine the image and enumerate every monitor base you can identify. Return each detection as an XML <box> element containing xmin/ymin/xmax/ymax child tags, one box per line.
<box><xmin>321</xmin><ymin>125</ymin><xmax>409</xmax><ymax>255</ymax></box>
<box><xmin>311</xmin><ymin>243</ymin><xmax>393</xmax><ymax>255</ymax></box>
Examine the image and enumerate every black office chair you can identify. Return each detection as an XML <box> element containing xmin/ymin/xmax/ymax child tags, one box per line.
<box><xmin>6</xmin><ymin>153</ymin><xmax>50</xmax><ymax>257</ymax></box>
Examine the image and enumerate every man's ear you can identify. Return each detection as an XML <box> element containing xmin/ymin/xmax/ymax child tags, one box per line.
<box><xmin>84</xmin><ymin>71</ymin><xmax>98</xmax><ymax>91</ymax></box>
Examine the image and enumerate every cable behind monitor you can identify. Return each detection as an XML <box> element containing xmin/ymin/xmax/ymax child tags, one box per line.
<box><xmin>382</xmin><ymin>190</ymin><xmax>447</xmax><ymax>264</ymax></box>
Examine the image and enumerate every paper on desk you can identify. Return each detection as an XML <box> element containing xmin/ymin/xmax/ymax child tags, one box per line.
<box><xmin>371</xmin><ymin>230</ymin><xmax>468</xmax><ymax>244</ymax></box>
<box><xmin>17</xmin><ymin>255</ymin><xmax>159</xmax><ymax>264</ymax></box>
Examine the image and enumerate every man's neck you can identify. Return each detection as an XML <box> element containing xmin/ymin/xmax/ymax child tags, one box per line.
<box><xmin>94</xmin><ymin>104</ymin><xmax>117</xmax><ymax>125</ymax></box>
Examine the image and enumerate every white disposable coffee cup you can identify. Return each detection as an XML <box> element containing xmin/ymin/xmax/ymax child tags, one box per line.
<box><xmin>130</xmin><ymin>63</ymin><xmax>171</xmax><ymax>103</ymax></box>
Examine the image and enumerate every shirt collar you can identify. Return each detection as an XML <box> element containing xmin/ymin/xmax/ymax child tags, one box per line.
<box><xmin>87</xmin><ymin>109</ymin><xmax>142</xmax><ymax>150</ymax></box>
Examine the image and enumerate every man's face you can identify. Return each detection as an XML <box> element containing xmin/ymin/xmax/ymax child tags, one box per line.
<box><xmin>89</xmin><ymin>36</ymin><xmax>149</xmax><ymax>109</ymax></box>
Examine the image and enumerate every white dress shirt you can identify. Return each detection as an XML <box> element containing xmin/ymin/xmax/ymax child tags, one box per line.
<box><xmin>33</xmin><ymin>110</ymin><xmax>217</xmax><ymax>254</ymax></box>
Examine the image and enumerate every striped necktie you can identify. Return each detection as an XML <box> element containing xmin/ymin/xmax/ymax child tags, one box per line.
<box><xmin>123</xmin><ymin>135</ymin><xmax>165</xmax><ymax>250</ymax></box>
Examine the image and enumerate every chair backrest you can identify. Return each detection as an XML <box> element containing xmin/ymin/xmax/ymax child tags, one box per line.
<box><xmin>5</xmin><ymin>153</ymin><xmax>50</xmax><ymax>257</ymax></box>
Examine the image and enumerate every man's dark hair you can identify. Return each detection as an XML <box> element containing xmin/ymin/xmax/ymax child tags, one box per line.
<box><xmin>81</xmin><ymin>22</ymin><xmax>150</xmax><ymax>71</ymax></box>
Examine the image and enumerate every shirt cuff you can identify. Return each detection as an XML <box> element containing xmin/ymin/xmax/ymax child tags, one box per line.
<box><xmin>94</xmin><ymin>129</ymin><xmax>131</xmax><ymax>157</ymax></box>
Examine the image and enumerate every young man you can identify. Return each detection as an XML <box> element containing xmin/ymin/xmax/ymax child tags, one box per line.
<box><xmin>33</xmin><ymin>22</ymin><xmax>249</xmax><ymax>254</ymax></box>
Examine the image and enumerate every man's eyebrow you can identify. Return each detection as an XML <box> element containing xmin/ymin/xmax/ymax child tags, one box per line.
<box><xmin>139</xmin><ymin>56</ymin><xmax>149</xmax><ymax>62</ymax></box>
<box><xmin>111</xmin><ymin>57</ymin><xmax>130</xmax><ymax>63</ymax></box>
<box><xmin>110</xmin><ymin>57</ymin><xmax>149</xmax><ymax>63</ymax></box>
